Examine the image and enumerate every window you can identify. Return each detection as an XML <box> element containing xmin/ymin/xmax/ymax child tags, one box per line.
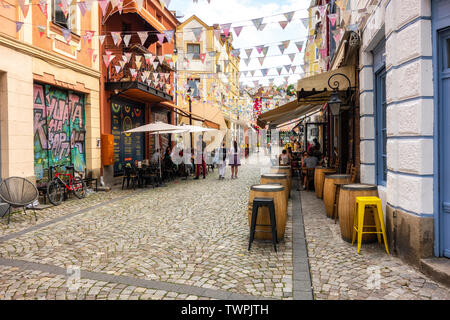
<box><xmin>374</xmin><ymin>39</ymin><xmax>387</xmax><ymax>186</ymax></box>
<box><xmin>446</xmin><ymin>38</ymin><xmax>450</xmax><ymax>69</ymax></box>
<box><xmin>187</xmin><ymin>44</ymin><xmax>201</xmax><ymax>60</ymax></box>
<box><xmin>53</xmin><ymin>0</ymin><xmax>71</xmax><ymax>29</ymax></box>
<box><xmin>375</xmin><ymin>67</ymin><xmax>387</xmax><ymax>185</ymax></box>
<box><xmin>52</xmin><ymin>0</ymin><xmax>79</xmax><ymax>34</ymax></box>
<box><xmin>188</xmin><ymin>78</ymin><xmax>200</xmax><ymax>98</ymax></box>
<box><xmin>216</xmin><ymin>64</ymin><xmax>222</xmax><ymax>72</ymax></box>
<box><xmin>156</xmin><ymin>44</ymin><xmax>162</xmax><ymax>56</ymax></box>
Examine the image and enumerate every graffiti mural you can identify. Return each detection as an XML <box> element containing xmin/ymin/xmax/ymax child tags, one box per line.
<box><xmin>111</xmin><ymin>99</ymin><xmax>144</xmax><ymax>175</ymax></box>
<box><xmin>33</xmin><ymin>83</ymin><xmax>86</xmax><ymax>182</ymax></box>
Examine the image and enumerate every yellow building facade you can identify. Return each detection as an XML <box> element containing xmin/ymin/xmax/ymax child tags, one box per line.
<box><xmin>175</xmin><ymin>15</ymin><xmax>243</xmax><ymax>145</ymax></box>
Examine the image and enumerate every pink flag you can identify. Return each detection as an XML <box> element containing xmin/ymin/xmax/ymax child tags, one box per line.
<box><xmin>328</xmin><ymin>14</ymin><xmax>337</xmax><ymax>27</ymax></box>
<box><xmin>78</xmin><ymin>1</ymin><xmax>87</xmax><ymax>16</ymax></box>
<box><xmin>279</xmin><ymin>21</ymin><xmax>288</xmax><ymax>29</ymax></box>
<box><xmin>233</xmin><ymin>26</ymin><xmax>243</xmax><ymax>37</ymax></box>
<box><xmin>256</xmin><ymin>45</ymin><xmax>264</xmax><ymax>54</ymax></box>
<box><xmin>220</xmin><ymin>23</ymin><xmax>231</xmax><ymax>37</ymax></box>
<box><xmin>98</xmin><ymin>0</ymin><xmax>109</xmax><ymax>16</ymax></box>
<box><xmin>156</xmin><ymin>33</ymin><xmax>165</xmax><ymax>44</ymax></box>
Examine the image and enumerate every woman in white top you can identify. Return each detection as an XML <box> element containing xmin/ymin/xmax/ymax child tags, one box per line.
<box><xmin>279</xmin><ymin>149</ymin><xmax>290</xmax><ymax>165</ymax></box>
<box><xmin>228</xmin><ymin>140</ymin><xmax>241</xmax><ymax>179</ymax></box>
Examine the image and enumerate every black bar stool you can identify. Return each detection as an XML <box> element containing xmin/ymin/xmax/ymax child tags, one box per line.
<box><xmin>248</xmin><ymin>197</ymin><xmax>278</xmax><ymax>252</ymax></box>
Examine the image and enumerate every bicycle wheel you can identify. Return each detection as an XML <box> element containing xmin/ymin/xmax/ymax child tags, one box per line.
<box><xmin>72</xmin><ymin>177</ymin><xmax>87</xmax><ymax>199</ymax></box>
<box><xmin>47</xmin><ymin>180</ymin><xmax>63</xmax><ymax>206</ymax></box>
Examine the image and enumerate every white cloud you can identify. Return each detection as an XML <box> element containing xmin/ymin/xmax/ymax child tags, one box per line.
<box><xmin>169</xmin><ymin>0</ymin><xmax>310</xmax><ymax>87</ymax></box>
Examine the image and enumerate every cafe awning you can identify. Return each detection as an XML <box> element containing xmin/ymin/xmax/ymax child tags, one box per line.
<box><xmin>257</xmin><ymin>99</ymin><xmax>323</xmax><ymax>128</ymax></box>
<box><xmin>106</xmin><ymin>81</ymin><xmax>173</xmax><ymax>103</ymax></box>
<box><xmin>257</xmin><ymin>65</ymin><xmax>355</xmax><ymax>129</ymax></box>
<box><xmin>296</xmin><ymin>65</ymin><xmax>356</xmax><ymax>103</ymax></box>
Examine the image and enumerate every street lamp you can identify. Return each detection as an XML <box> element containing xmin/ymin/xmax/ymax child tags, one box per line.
<box><xmin>327</xmin><ymin>72</ymin><xmax>353</xmax><ymax>174</ymax></box>
<box><xmin>328</xmin><ymin>90</ymin><xmax>342</xmax><ymax>116</ymax></box>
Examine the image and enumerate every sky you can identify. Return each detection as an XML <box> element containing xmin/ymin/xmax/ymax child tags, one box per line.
<box><xmin>167</xmin><ymin>0</ymin><xmax>311</xmax><ymax>88</ymax></box>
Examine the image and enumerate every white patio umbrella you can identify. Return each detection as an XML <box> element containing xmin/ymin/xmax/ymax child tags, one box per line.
<box><xmin>124</xmin><ymin>122</ymin><xmax>187</xmax><ymax>185</ymax></box>
<box><xmin>179</xmin><ymin>124</ymin><xmax>218</xmax><ymax>133</ymax></box>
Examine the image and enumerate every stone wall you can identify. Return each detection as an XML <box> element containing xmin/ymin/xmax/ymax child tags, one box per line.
<box><xmin>356</xmin><ymin>0</ymin><xmax>435</xmax><ymax>264</ymax></box>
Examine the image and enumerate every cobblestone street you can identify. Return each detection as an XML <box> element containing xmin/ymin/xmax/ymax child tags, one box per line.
<box><xmin>0</xmin><ymin>159</ymin><xmax>300</xmax><ymax>300</ymax></box>
<box><xmin>1</xmin><ymin>158</ymin><xmax>449</xmax><ymax>300</ymax></box>
<box><xmin>301</xmin><ymin>191</ymin><xmax>450</xmax><ymax>300</ymax></box>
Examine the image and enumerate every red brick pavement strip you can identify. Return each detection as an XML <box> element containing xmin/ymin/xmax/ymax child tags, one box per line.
<box><xmin>300</xmin><ymin>190</ymin><xmax>450</xmax><ymax>300</ymax></box>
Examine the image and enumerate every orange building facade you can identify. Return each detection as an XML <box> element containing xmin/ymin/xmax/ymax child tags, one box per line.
<box><xmin>0</xmin><ymin>0</ymin><xmax>101</xmax><ymax>185</ymax></box>
<box><xmin>98</xmin><ymin>0</ymin><xmax>179</xmax><ymax>183</ymax></box>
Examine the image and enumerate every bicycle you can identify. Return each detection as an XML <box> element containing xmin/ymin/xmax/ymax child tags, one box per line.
<box><xmin>46</xmin><ymin>165</ymin><xmax>87</xmax><ymax>206</ymax></box>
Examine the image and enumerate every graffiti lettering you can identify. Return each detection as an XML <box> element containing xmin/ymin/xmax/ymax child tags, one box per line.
<box><xmin>33</xmin><ymin>84</ymin><xmax>86</xmax><ymax>182</ymax></box>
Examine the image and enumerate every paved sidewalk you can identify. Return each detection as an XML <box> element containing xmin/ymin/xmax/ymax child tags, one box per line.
<box><xmin>0</xmin><ymin>158</ymin><xmax>310</xmax><ymax>300</ymax></box>
<box><xmin>300</xmin><ymin>190</ymin><xmax>450</xmax><ymax>300</ymax></box>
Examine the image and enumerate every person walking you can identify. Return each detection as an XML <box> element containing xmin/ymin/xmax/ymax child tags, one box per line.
<box><xmin>218</xmin><ymin>142</ymin><xmax>227</xmax><ymax>180</ymax></box>
<box><xmin>194</xmin><ymin>135</ymin><xmax>207</xmax><ymax>180</ymax></box>
<box><xmin>229</xmin><ymin>140</ymin><xmax>241</xmax><ymax>179</ymax></box>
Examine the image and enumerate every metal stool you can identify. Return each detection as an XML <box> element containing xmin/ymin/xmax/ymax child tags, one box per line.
<box><xmin>248</xmin><ymin>197</ymin><xmax>278</xmax><ymax>252</ymax></box>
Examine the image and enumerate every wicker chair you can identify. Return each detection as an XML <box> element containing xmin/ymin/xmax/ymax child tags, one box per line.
<box><xmin>0</xmin><ymin>177</ymin><xmax>38</xmax><ymax>224</ymax></box>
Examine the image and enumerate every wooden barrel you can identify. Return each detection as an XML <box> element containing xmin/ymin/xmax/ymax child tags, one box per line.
<box><xmin>270</xmin><ymin>166</ymin><xmax>291</xmax><ymax>191</ymax></box>
<box><xmin>314</xmin><ymin>167</ymin><xmax>337</xmax><ymax>199</ymax></box>
<box><xmin>338</xmin><ymin>184</ymin><xmax>378</xmax><ymax>243</ymax></box>
<box><xmin>248</xmin><ymin>184</ymin><xmax>287</xmax><ymax>240</ymax></box>
<box><xmin>323</xmin><ymin>174</ymin><xmax>351</xmax><ymax>218</ymax></box>
<box><xmin>261</xmin><ymin>173</ymin><xmax>289</xmax><ymax>201</ymax></box>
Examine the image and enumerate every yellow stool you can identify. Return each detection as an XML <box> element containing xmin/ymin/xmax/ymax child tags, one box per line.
<box><xmin>352</xmin><ymin>196</ymin><xmax>390</xmax><ymax>254</ymax></box>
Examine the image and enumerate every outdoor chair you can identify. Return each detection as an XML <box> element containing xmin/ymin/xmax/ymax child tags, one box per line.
<box><xmin>0</xmin><ymin>177</ymin><xmax>38</xmax><ymax>224</ymax></box>
<box><xmin>122</xmin><ymin>166</ymin><xmax>138</xmax><ymax>190</ymax></box>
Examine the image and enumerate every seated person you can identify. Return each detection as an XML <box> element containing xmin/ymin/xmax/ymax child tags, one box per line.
<box><xmin>302</xmin><ymin>151</ymin><xmax>319</xmax><ymax>189</ymax></box>
<box><xmin>279</xmin><ymin>149</ymin><xmax>290</xmax><ymax>165</ymax></box>
<box><xmin>151</xmin><ymin>149</ymin><xmax>161</xmax><ymax>166</ymax></box>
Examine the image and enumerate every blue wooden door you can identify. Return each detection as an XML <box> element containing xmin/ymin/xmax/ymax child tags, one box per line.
<box><xmin>439</xmin><ymin>28</ymin><xmax>450</xmax><ymax>258</ymax></box>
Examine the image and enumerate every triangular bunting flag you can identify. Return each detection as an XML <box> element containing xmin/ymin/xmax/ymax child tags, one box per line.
<box><xmin>213</xmin><ymin>29</ymin><xmax>221</xmax><ymax>41</ymax></box>
<box><xmin>262</xmin><ymin>47</ymin><xmax>269</xmax><ymax>57</ymax></box>
<box><xmin>220</xmin><ymin>23</ymin><xmax>231</xmax><ymax>37</ymax></box>
<box><xmin>258</xmin><ymin>57</ymin><xmax>265</xmax><ymax>66</ymax></box>
<box><xmin>256</xmin><ymin>45</ymin><xmax>264</xmax><ymax>54</ymax></box>
<box><xmin>136</xmin><ymin>0</ymin><xmax>144</xmax><ymax>11</ymax></box>
<box><xmin>278</xmin><ymin>44</ymin><xmax>286</xmax><ymax>54</ymax></box>
<box><xmin>137</xmin><ymin>31</ymin><xmax>148</xmax><ymax>45</ymax></box>
<box><xmin>78</xmin><ymin>1</ymin><xmax>87</xmax><ymax>16</ymax></box>
<box><xmin>156</xmin><ymin>33</ymin><xmax>165</xmax><ymax>44</ymax></box>
<box><xmin>123</xmin><ymin>34</ymin><xmax>132</xmax><ymax>47</ymax></box>
<box><xmin>284</xmin><ymin>11</ymin><xmax>295</xmax><ymax>23</ymax></box>
<box><xmin>164</xmin><ymin>30</ymin><xmax>174</xmax><ymax>43</ymax></box>
<box><xmin>243</xmin><ymin>58</ymin><xmax>251</xmax><ymax>66</ymax></box>
<box><xmin>157</xmin><ymin>56</ymin><xmax>164</xmax><ymax>63</ymax></box>
<box><xmin>99</xmin><ymin>35</ymin><xmax>106</xmax><ymax>45</ymax></box>
<box><xmin>62</xmin><ymin>28</ymin><xmax>72</xmax><ymax>43</ymax></box>
<box><xmin>115</xmin><ymin>65</ymin><xmax>122</xmax><ymax>74</ymax></box>
<box><xmin>200</xmin><ymin>53</ymin><xmax>206</xmax><ymax>63</ymax></box>
<box><xmin>245</xmin><ymin>48</ymin><xmax>253</xmax><ymax>58</ymax></box>
<box><xmin>279</xmin><ymin>21</ymin><xmax>288</xmax><ymax>30</ymax></box>
<box><xmin>111</xmin><ymin>32</ymin><xmax>122</xmax><ymax>46</ymax></box>
<box><xmin>38</xmin><ymin>0</ymin><xmax>48</xmax><ymax>18</ymax></box>
<box><xmin>152</xmin><ymin>62</ymin><xmax>159</xmax><ymax>70</ymax></box>
<box><xmin>301</xmin><ymin>18</ymin><xmax>309</xmax><ymax>29</ymax></box>
<box><xmin>261</xmin><ymin>69</ymin><xmax>269</xmax><ymax>77</ymax></box>
<box><xmin>276</xmin><ymin>67</ymin><xmax>282</xmax><ymax>75</ymax></box>
<box><xmin>15</xmin><ymin>21</ymin><xmax>24</xmax><ymax>32</ymax></box>
<box><xmin>282</xmin><ymin>40</ymin><xmax>290</xmax><ymax>49</ymax></box>
<box><xmin>252</xmin><ymin>18</ymin><xmax>263</xmax><ymax>30</ymax></box>
<box><xmin>98</xmin><ymin>0</ymin><xmax>109</xmax><ymax>16</ymax></box>
<box><xmin>37</xmin><ymin>25</ymin><xmax>46</xmax><ymax>37</ymax></box>
<box><xmin>288</xmin><ymin>53</ymin><xmax>296</xmax><ymax>62</ymax></box>
<box><xmin>329</xmin><ymin>13</ymin><xmax>337</xmax><ymax>27</ymax></box>
<box><xmin>233</xmin><ymin>26</ymin><xmax>243</xmax><ymax>37</ymax></box>
<box><xmin>295</xmin><ymin>41</ymin><xmax>304</xmax><ymax>52</ymax></box>
<box><xmin>259</xmin><ymin>24</ymin><xmax>267</xmax><ymax>31</ymax></box>
<box><xmin>192</xmin><ymin>27</ymin><xmax>203</xmax><ymax>41</ymax></box>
